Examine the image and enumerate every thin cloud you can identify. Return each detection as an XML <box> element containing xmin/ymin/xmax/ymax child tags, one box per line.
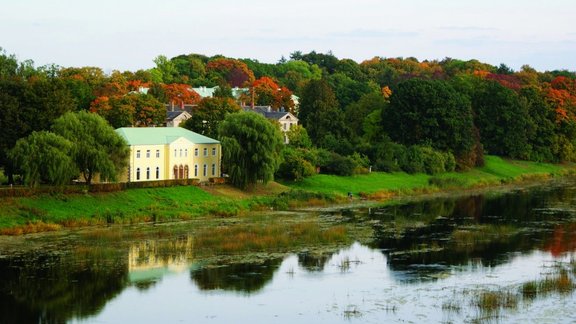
<box><xmin>439</xmin><ymin>26</ymin><xmax>500</xmax><ymax>32</ymax></box>
<box><xmin>330</xmin><ymin>29</ymin><xmax>420</xmax><ymax>39</ymax></box>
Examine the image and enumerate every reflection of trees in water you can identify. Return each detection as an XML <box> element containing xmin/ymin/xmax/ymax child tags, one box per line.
<box><xmin>0</xmin><ymin>235</ymin><xmax>195</xmax><ymax>323</ymax></box>
<box><xmin>297</xmin><ymin>251</ymin><xmax>335</xmax><ymax>272</ymax></box>
<box><xmin>0</xmin><ymin>250</ymin><xmax>128</xmax><ymax>323</ymax></box>
<box><xmin>190</xmin><ymin>258</ymin><xmax>282</xmax><ymax>293</ymax></box>
<box><xmin>368</xmin><ymin>184</ymin><xmax>576</xmax><ymax>280</ymax></box>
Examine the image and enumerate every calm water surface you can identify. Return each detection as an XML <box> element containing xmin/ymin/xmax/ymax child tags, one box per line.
<box><xmin>1</xmin><ymin>180</ymin><xmax>576</xmax><ymax>323</ymax></box>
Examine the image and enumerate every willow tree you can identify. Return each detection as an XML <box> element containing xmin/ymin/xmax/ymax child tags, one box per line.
<box><xmin>218</xmin><ymin>112</ymin><xmax>284</xmax><ymax>190</ymax></box>
<box><xmin>9</xmin><ymin>131</ymin><xmax>77</xmax><ymax>187</ymax></box>
<box><xmin>52</xmin><ymin>111</ymin><xmax>129</xmax><ymax>185</ymax></box>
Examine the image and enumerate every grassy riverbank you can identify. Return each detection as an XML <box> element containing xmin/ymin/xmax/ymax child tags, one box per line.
<box><xmin>0</xmin><ymin>156</ymin><xmax>573</xmax><ymax>234</ymax></box>
<box><xmin>285</xmin><ymin>156</ymin><xmax>568</xmax><ymax>197</ymax></box>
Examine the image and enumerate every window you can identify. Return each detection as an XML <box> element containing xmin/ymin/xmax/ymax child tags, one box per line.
<box><xmin>156</xmin><ymin>167</ymin><xmax>160</xmax><ymax>179</ymax></box>
<box><xmin>203</xmin><ymin>164</ymin><xmax>207</xmax><ymax>177</ymax></box>
<box><xmin>146</xmin><ymin>150</ymin><xmax>150</xmax><ymax>158</ymax></box>
<box><xmin>212</xmin><ymin>163</ymin><xmax>216</xmax><ymax>176</ymax></box>
<box><xmin>136</xmin><ymin>168</ymin><xmax>140</xmax><ymax>180</ymax></box>
<box><xmin>194</xmin><ymin>164</ymin><xmax>198</xmax><ymax>177</ymax></box>
<box><xmin>136</xmin><ymin>150</ymin><xmax>141</xmax><ymax>158</ymax></box>
<box><xmin>283</xmin><ymin>123</ymin><xmax>287</xmax><ymax>130</ymax></box>
<box><xmin>185</xmin><ymin>149</ymin><xmax>188</xmax><ymax>157</ymax></box>
<box><xmin>180</xmin><ymin>149</ymin><xmax>183</xmax><ymax>157</ymax></box>
<box><xmin>173</xmin><ymin>165</ymin><xmax>178</xmax><ymax>179</ymax></box>
<box><xmin>184</xmin><ymin>165</ymin><xmax>189</xmax><ymax>178</ymax></box>
<box><xmin>174</xmin><ymin>149</ymin><xmax>177</xmax><ymax>157</ymax></box>
<box><xmin>203</xmin><ymin>148</ymin><xmax>208</xmax><ymax>156</ymax></box>
<box><xmin>212</xmin><ymin>147</ymin><xmax>217</xmax><ymax>156</ymax></box>
<box><xmin>194</xmin><ymin>148</ymin><xmax>198</xmax><ymax>156</ymax></box>
<box><xmin>146</xmin><ymin>167</ymin><xmax>150</xmax><ymax>180</ymax></box>
<box><xmin>156</xmin><ymin>150</ymin><xmax>160</xmax><ymax>158</ymax></box>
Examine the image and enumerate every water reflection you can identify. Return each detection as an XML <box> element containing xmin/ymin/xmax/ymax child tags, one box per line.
<box><xmin>191</xmin><ymin>259</ymin><xmax>282</xmax><ymax>293</ymax></box>
<box><xmin>0</xmin><ymin>250</ymin><xmax>128</xmax><ymax>323</ymax></box>
<box><xmin>0</xmin><ymin>180</ymin><xmax>575</xmax><ymax>323</ymax></box>
<box><xmin>128</xmin><ymin>235</ymin><xmax>194</xmax><ymax>287</ymax></box>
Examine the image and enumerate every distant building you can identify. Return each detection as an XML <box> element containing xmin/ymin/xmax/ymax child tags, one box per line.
<box><xmin>116</xmin><ymin>127</ymin><xmax>221</xmax><ymax>183</ymax></box>
<box><xmin>244</xmin><ymin>106</ymin><xmax>299</xmax><ymax>144</ymax></box>
<box><xmin>166</xmin><ymin>110</ymin><xmax>192</xmax><ymax>127</ymax></box>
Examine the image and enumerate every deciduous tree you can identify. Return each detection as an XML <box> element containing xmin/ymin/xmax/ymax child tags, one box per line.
<box><xmin>181</xmin><ymin>97</ymin><xmax>241</xmax><ymax>138</ymax></box>
<box><xmin>218</xmin><ymin>112</ymin><xmax>283</xmax><ymax>189</ymax></box>
<box><xmin>384</xmin><ymin>79</ymin><xmax>477</xmax><ymax>167</ymax></box>
<box><xmin>9</xmin><ymin>131</ymin><xmax>77</xmax><ymax>187</ymax></box>
<box><xmin>51</xmin><ymin>111</ymin><xmax>129</xmax><ymax>185</ymax></box>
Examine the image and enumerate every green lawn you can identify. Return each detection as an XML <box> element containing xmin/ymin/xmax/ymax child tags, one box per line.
<box><xmin>0</xmin><ymin>186</ymin><xmax>222</xmax><ymax>230</ymax></box>
<box><xmin>284</xmin><ymin>156</ymin><xmax>568</xmax><ymax>196</ymax></box>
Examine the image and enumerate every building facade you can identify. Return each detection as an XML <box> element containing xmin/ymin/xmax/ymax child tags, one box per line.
<box><xmin>116</xmin><ymin>127</ymin><xmax>221</xmax><ymax>183</ymax></box>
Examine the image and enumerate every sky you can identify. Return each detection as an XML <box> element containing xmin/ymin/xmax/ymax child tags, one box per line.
<box><xmin>1</xmin><ymin>0</ymin><xmax>575</xmax><ymax>73</ymax></box>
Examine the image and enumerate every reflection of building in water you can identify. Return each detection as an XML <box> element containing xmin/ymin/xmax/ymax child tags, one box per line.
<box><xmin>128</xmin><ymin>236</ymin><xmax>194</xmax><ymax>282</ymax></box>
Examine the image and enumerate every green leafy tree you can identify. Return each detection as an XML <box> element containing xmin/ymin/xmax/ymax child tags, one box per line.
<box><xmin>0</xmin><ymin>47</ymin><xmax>18</xmax><ymax>78</ymax></box>
<box><xmin>298</xmin><ymin>79</ymin><xmax>349</xmax><ymax>147</ymax></box>
<box><xmin>150</xmin><ymin>55</ymin><xmax>178</xmax><ymax>84</ymax></box>
<box><xmin>0</xmin><ymin>78</ymin><xmax>76</xmax><ymax>183</ymax></box>
<box><xmin>52</xmin><ymin>111</ymin><xmax>129</xmax><ymax>185</ymax></box>
<box><xmin>345</xmin><ymin>92</ymin><xmax>388</xmax><ymax>141</ymax></box>
<box><xmin>276</xmin><ymin>146</ymin><xmax>316</xmax><ymax>181</ymax></box>
<box><xmin>520</xmin><ymin>86</ymin><xmax>556</xmax><ymax>161</ymax></box>
<box><xmin>9</xmin><ymin>131</ymin><xmax>77</xmax><ymax>187</ymax></box>
<box><xmin>286</xmin><ymin>125</ymin><xmax>313</xmax><ymax>148</ymax></box>
<box><xmin>181</xmin><ymin>97</ymin><xmax>241</xmax><ymax>138</ymax></box>
<box><xmin>471</xmin><ymin>80</ymin><xmax>531</xmax><ymax>158</ymax></box>
<box><xmin>218</xmin><ymin>112</ymin><xmax>284</xmax><ymax>189</ymax></box>
<box><xmin>383</xmin><ymin>79</ymin><xmax>476</xmax><ymax>167</ymax></box>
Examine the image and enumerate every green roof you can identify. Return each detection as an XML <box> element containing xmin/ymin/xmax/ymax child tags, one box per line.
<box><xmin>116</xmin><ymin>127</ymin><xmax>219</xmax><ymax>145</ymax></box>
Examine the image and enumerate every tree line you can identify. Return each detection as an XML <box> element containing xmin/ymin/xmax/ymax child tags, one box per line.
<box><xmin>1</xmin><ymin>46</ymin><xmax>576</xmax><ymax>187</ymax></box>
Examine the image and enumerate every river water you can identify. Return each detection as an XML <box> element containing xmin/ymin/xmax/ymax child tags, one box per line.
<box><xmin>1</xmin><ymin>180</ymin><xmax>576</xmax><ymax>323</ymax></box>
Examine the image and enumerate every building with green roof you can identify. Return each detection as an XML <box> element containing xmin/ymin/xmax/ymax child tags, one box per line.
<box><xmin>115</xmin><ymin>127</ymin><xmax>221</xmax><ymax>183</ymax></box>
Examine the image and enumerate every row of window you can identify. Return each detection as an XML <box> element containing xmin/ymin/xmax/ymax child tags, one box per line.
<box><xmin>135</xmin><ymin>148</ymin><xmax>218</xmax><ymax>158</ymax></box>
<box><xmin>135</xmin><ymin>164</ymin><xmax>217</xmax><ymax>180</ymax></box>
<box><xmin>136</xmin><ymin>166</ymin><xmax>161</xmax><ymax>180</ymax></box>
<box><xmin>136</xmin><ymin>149</ymin><xmax>160</xmax><ymax>159</ymax></box>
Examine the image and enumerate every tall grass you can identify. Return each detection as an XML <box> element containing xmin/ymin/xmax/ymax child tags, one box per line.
<box><xmin>193</xmin><ymin>222</ymin><xmax>349</xmax><ymax>255</ymax></box>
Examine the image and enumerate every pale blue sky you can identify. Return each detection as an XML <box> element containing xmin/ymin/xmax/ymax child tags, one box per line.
<box><xmin>1</xmin><ymin>0</ymin><xmax>575</xmax><ymax>72</ymax></box>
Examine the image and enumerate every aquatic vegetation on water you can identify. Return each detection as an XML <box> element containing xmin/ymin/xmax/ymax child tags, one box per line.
<box><xmin>463</xmin><ymin>261</ymin><xmax>576</xmax><ymax>321</ymax></box>
<box><xmin>451</xmin><ymin>224</ymin><xmax>517</xmax><ymax>247</ymax></box>
<box><xmin>474</xmin><ymin>289</ymin><xmax>519</xmax><ymax>314</ymax></box>
<box><xmin>193</xmin><ymin>222</ymin><xmax>349</xmax><ymax>255</ymax></box>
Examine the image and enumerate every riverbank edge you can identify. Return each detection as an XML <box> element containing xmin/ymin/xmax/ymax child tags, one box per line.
<box><xmin>1</xmin><ymin>156</ymin><xmax>575</xmax><ymax>235</ymax></box>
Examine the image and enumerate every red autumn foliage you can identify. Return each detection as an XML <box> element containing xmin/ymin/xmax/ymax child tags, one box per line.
<box><xmin>252</xmin><ymin>77</ymin><xmax>294</xmax><ymax>112</ymax></box>
<box><xmin>162</xmin><ymin>83</ymin><xmax>201</xmax><ymax>107</ymax></box>
<box><xmin>206</xmin><ymin>58</ymin><xmax>255</xmax><ymax>87</ymax></box>
<box><xmin>545</xmin><ymin>223</ymin><xmax>576</xmax><ymax>257</ymax></box>
<box><xmin>486</xmin><ymin>73</ymin><xmax>522</xmax><ymax>91</ymax></box>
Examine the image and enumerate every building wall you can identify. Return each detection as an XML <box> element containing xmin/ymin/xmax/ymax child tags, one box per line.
<box><xmin>127</xmin><ymin>140</ymin><xmax>221</xmax><ymax>183</ymax></box>
<box><xmin>129</xmin><ymin>144</ymin><xmax>166</xmax><ymax>182</ymax></box>
<box><xmin>189</xmin><ymin>143</ymin><xmax>221</xmax><ymax>181</ymax></box>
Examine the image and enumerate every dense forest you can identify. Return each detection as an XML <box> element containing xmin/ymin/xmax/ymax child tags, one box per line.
<box><xmin>1</xmin><ymin>46</ymin><xmax>576</xmax><ymax>184</ymax></box>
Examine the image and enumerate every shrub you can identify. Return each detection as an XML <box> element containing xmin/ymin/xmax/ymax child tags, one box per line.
<box><xmin>276</xmin><ymin>148</ymin><xmax>317</xmax><ymax>181</ymax></box>
<box><xmin>321</xmin><ymin>152</ymin><xmax>356</xmax><ymax>176</ymax></box>
<box><xmin>401</xmin><ymin>146</ymin><xmax>425</xmax><ymax>174</ymax></box>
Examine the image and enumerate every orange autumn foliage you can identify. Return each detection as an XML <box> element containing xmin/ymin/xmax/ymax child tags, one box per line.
<box><xmin>162</xmin><ymin>83</ymin><xmax>201</xmax><ymax>107</ymax></box>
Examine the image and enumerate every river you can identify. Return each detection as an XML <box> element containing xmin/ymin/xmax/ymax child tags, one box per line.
<box><xmin>1</xmin><ymin>179</ymin><xmax>575</xmax><ymax>323</ymax></box>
